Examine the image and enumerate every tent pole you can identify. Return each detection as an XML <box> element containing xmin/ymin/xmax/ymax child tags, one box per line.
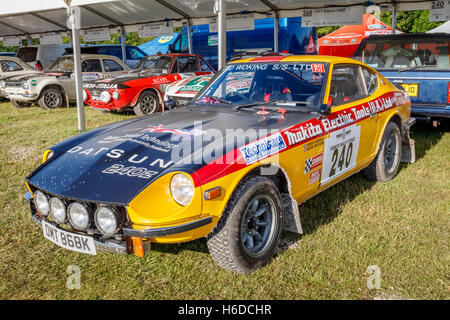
<box><xmin>392</xmin><ymin>4</ymin><xmax>397</xmax><ymax>34</ymax></box>
<box><xmin>187</xmin><ymin>19</ymin><xmax>193</xmax><ymax>54</ymax></box>
<box><xmin>273</xmin><ymin>12</ymin><xmax>279</xmax><ymax>52</ymax></box>
<box><xmin>217</xmin><ymin>0</ymin><xmax>226</xmax><ymax>70</ymax></box>
<box><xmin>70</xmin><ymin>6</ymin><xmax>85</xmax><ymax>132</ymax></box>
<box><xmin>120</xmin><ymin>26</ymin><xmax>126</xmax><ymax>63</ymax></box>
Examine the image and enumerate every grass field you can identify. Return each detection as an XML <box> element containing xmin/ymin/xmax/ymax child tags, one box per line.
<box><xmin>0</xmin><ymin>102</ymin><xmax>448</xmax><ymax>300</ymax></box>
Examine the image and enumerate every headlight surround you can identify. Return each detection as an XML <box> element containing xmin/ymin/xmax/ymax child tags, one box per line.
<box><xmin>22</xmin><ymin>81</ymin><xmax>29</xmax><ymax>90</ymax></box>
<box><xmin>68</xmin><ymin>202</ymin><xmax>90</xmax><ymax>230</ymax></box>
<box><xmin>112</xmin><ymin>90</ymin><xmax>120</xmax><ymax>100</ymax></box>
<box><xmin>49</xmin><ymin>197</ymin><xmax>67</xmax><ymax>224</ymax></box>
<box><xmin>100</xmin><ymin>90</ymin><xmax>111</xmax><ymax>103</ymax></box>
<box><xmin>170</xmin><ymin>173</ymin><xmax>194</xmax><ymax>206</ymax></box>
<box><xmin>94</xmin><ymin>207</ymin><xmax>119</xmax><ymax>237</ymax></box>
<box><xmin>34</xmin><ymin>190</ymin><xmax>49</xmax><ymax>216</ymax></box>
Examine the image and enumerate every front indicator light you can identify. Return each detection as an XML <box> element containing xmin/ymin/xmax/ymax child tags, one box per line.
<box><xmin>49</xmin><ymin>197</ymin><xmax>67</xmax><ymax>224</ymax></box>
<box><xmin>68</xmin><ymin>202</ymin><xmax>89</xmax><ymax>230</ymax></box>
<box><xmin>204</xmin><ymin>187</ymin><xmax>222</xmax><ymax>200</ymax></box>
<box><xmin>170</xmin><ymin>173</ymin><xmax>194</xmax><ymax>206</ymax></box>
<box><xmin>95</xmin><ymin>207</ymin><xmax>118</xmax><ymax>237</ymax></box>
<box><xmin>34</xmin><ymin>190</ymin><xmax>49</xmax><ymax>216</ymax></box>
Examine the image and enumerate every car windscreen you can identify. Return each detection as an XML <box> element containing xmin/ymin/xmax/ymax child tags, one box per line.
<box><xmin>17</xmin><ymin>47</ymin><xmax>37</xmax><ymax>63</ymax></box>
<box><xmin>195</xmin><ymin>62</ymin><xmax>328</xmax><ymax>107</ymax></box>
<box><xmin>134</xmin><ymin>55</ymin><xmax>172</xmax><ymax>73</ymax></box>
<box><xmin>355</xmin><ymin>37</ymin><xmax>450</xmax><ymax>70</ymax></box>
<box><xmin>47</xmin><ymin>56</ymin><xmax>74</xmax><ymax>72</ymax></box>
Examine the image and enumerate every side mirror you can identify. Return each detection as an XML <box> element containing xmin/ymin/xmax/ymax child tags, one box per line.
<box><xmin>318</xmin><ymin>104</ymin><xmax>331</xmax><ymax>117</ymax></box>
<box><xmin>164</xmin><ymin>97</ymin><xmax>176</xmax><ymax>110</ymax></box>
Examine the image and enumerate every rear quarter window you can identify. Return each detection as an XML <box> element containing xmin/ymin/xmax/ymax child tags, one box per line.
<box><xmin>103</xmin><ymin>59</ymin><xmax>124</xmax><ymax>72</ymax></box>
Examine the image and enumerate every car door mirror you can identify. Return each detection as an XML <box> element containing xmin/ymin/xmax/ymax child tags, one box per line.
<box><xmin>318</xmin><ymin>104</ymin><xmax>331</xmax><ymax>117</ymax></box>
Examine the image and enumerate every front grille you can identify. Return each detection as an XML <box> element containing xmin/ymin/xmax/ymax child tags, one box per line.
<box><xmin>30</xmin><ymin>187</ymin><xmax>127</xmax><ymax>240</ymax></box>
<box><xmin>5</xmin><ymin>81</ymin><xmax>23</xmax><ymax>88</ymax></box>
<box><xmin>173</xmin><ymin>96</ymin><xmax>191</xmax><ymax>106</ymax></box>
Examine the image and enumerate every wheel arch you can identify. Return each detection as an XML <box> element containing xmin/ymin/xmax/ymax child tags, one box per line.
<box><xmin>131</xmin><ymin>87</ymin><xmax>164</xmax><ymax>109</ymax></box>
<box><xmin>38</xmin><ymin>83</ymin><xmax>69</xmax><ymax>108</ymax></box>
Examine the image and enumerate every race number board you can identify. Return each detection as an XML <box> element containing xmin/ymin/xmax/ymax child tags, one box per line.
<box><xmin>321</xmin><ymin>124</ymin><xmax>361</xmax><ymax>184</ymax></box>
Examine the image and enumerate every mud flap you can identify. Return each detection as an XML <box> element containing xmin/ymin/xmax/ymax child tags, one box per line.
<box><xmin>401</xmin><ymin>118</ymin><xmax>416</xmax><ymax>164</ymax></box>
<box><xmin>281</xmin><ymin>193</ymin><xmax>303</xmax><ymax>234</ymax></box>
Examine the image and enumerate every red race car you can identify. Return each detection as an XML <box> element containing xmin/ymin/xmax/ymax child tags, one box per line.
<box><xmin>82</xmin><ymin>54</ymin><xmax>215</xmax><ymax>116</ymax></box>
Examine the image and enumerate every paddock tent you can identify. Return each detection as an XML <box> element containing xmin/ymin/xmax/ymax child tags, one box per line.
<box><xmin>318</xmin><ymin>14</ymin><xmax>395</xmax><ymax>57</ymax></box>
<box><xmin>427</xmin><ymin>21</ymin><xmax>450</xmax><ymax>33</ymax></box>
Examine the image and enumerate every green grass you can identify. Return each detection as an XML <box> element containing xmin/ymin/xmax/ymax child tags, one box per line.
<box><xmin>0</xmin><ymin>102</ymin><xmax>448</xmax><ymax>300</ymax></box>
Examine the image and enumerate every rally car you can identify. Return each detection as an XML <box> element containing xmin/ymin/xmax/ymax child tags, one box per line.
<box><xmin>24</xmin><ymin>55</ymin><xmax>415</xmax><ymax>273</ymax></box>
<box><xmin>1</xmin><ymin>54</ymin><xmax>129</xmax><ymax>109</ymax></box>
<box><xmin>163</xmin><ymin>75</ymin><xmax>212</xmax><ymax>107</ymax></box>
<box><xmin>83</xmin><ymin>54</ymin><xmax>215</xmax><ymax>116</ymax></box>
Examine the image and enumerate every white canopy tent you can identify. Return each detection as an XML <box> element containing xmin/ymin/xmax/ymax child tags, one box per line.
<box><xmin>0</xmin><ymin>0</ymin><xmax>433</xmax><ymax>131</ymax></box>
<box><xmin>427</xmin><ymin>21</ymin><xmax>450</xmax><ymax>33</ymax></box>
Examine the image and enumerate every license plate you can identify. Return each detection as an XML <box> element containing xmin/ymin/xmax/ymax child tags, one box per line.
<box><xmin>92</xmin><ymin>96</ymin><xmax>101</xmax><ymax>101</ymax></box>
<box><xmin>401</xmin><ymin>83</ymin><xmax>419</xmax><ymax>97</ymax></box>
<box><xmin>42</xmin><ymin>220</ymin><xmax>97</xmax><ymax>255</ymax></box>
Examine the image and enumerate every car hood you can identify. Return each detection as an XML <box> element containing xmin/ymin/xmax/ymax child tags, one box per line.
<box><xmin>5</xmin><ymin>72</ymin><xmax>69</xmax><ymax>82</ymax></box>
<box><xmin>27</xmin><ymin>106</ymin><xmax>315</xmax><ymax>205</ymax></box>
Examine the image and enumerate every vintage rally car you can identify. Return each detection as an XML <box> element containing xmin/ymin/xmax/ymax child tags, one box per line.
<box><xmin>82</xmin><ymin>53</ymin><xmax>215</xmax><ymax>116</ymax></box>
<box><xmin>1</xmin><ymin>54</ymin><xmax>129</xmax><ymax>109</ymax></box>
<box><xmin>163</xmin><ymin>74</ymin><xmax>213</xmax><ymax>107</ymax></box>
<box><xmin>0</xmin><ymin>56</ymin><xmax>40</xmax><ymax>104</ymax></box>
<box><xmin>25</xmin><ymin>55</ymin><xmax>415</xmax><ymax>273</ymax></box>
<box><xmin>354</xmin><ymin>33</ymin><xmax>450</xmax><ymax>122</ymax></box>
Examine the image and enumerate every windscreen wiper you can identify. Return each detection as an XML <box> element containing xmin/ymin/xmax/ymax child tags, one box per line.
<box><xmin>234</xmin><ymin>100</ymin><xmax>313</xmax><ymax>112</ymax></box>
<box><xmin>398</xmin><ymin>64</ymin><xmax>436</xmax><ymax>74</ymax></box>
<box><xmin>196</xmin><ymin>95</ymin><xmax>233</xmax><ymax>105</ymax></box>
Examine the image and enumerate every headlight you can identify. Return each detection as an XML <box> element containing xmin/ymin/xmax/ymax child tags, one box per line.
<box><xmin>100</xmin><ymin>90</ymin><xmax>111</xmax><ymax>103</ymax></box>
<box><xmin>68</xmin><ymin>202</ymin><xmax>90</xmax><ymax>230</ymax></box>
<box><xmin>22</xmin><ymin>81</ymin><xmax>29</xmax><ymax>90</ymax></box>
<box><xmin>82</xmin><ymin>89</ymin><xmax>88</xmax><ymax>101</ymax></box>
<box><xmin>49</xmin><ymin>197</ymin><xmax>67</xmax><ymax>224</ymax></box>
<box><xmin>34</xmin><ymin>190</ymin><xmax>49</xmax><ymax>216</ymax></box>
<box><xmin>0</xmin><ymin>80</ymin><xmax>5</xmax><ymax>88</ymax></box>
<box><xmin>112</xmin><ymin>90</ymin><xmax>120</xmax><ymax>100</ymax></box>
<box><xmin>170</xmin><ymin>173</ymin><xmax>194</xmax><ymax>206</ymax></box>
<box><xmin>94</xmin><ymin>207</ymin><xmax>118</xmax><ymax>237</ymax></box>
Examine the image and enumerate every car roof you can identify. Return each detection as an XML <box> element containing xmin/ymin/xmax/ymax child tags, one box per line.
<box><xmin>148</xmin><ymin>53</ymin><xmax>203</xmax><ymax>58</ymax></box>
<box><xmin>60</xmin><ymin>54</ymin><xmax>123</xmax><ymax>60</ymax></box>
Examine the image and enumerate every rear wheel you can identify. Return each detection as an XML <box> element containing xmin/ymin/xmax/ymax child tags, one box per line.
<box><xmin>133</xmin><ymin>91</ymin><xmax>160</xmax><ymax>116</ymax></box>
<box><xmin>207</xmin><ymin>176</ymin><xmax>283</xmax><ymax>273</ymax></box>
<box><xmin>363</xmin><ymin>121</ymin><xmax>402</xmax><ymax>182</ymax></box>
<box><xmin>11</xmin><ymin>99</ymin><xmax>32</xmax><ymax>108</ymax></box>
<box><xmin>38</xmin><ymin>87</ymin><xmax>64</xmax><ymax>109</ymax></box>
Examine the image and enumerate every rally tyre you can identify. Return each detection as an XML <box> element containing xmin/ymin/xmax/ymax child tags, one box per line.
<box><xmin>38</xmin><ymin>87</ymin><xmax>64</xmax><ymax>109</ymax></box>
<box><xmin>11</xmin><ymin>99</ymin><xmax>32</xmax><ymax>108</ymax></box>
<box><xmin>133</xmin><ymin>91</ymin><xmax>160</xmax><ymax>116</ymax></box>
<box><xmin>207</xmin><ymin>176</ymin><xmax>283</xmax><ymax>273</ymax></box>
<box><xmin>363</xmin><ymin>121</ymin><xmax>402</xmax><ymax>182</ymax></box>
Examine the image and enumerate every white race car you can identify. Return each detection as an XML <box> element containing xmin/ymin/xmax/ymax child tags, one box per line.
<box><xmin>164</xmin><ymin>75</ymin><xmax>212</xmax><ymax>108</ymax></box>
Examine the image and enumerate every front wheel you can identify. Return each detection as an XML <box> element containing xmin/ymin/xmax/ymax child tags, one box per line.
<box><xmin>207</xmin><ymin>176</ymin><xmax>283</xmax><ymax>273</ymax></box>
<box><xmin>133</xmin><ymin>91</ymin><xmax>160</xmax><ymax>116</ymax></box>
<box><xmin>363</xmin><ymin>121</ymin><xmax>402</xmax><ymax>182</ymax></box>
<box><xmin>38</xmin><ymin>87</ymin><xmax>64</xmax><ymax>109</ymax></box>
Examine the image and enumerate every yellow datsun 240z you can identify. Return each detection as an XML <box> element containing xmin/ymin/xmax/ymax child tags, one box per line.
<box><xmin>25</xmin><ymin>55</ymin><xmax>415</xmax><ymax>273</ymax></box>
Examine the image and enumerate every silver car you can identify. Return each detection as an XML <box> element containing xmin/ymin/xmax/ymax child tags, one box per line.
<box><xmin>1</xmin><ymin>54</ymin><xmax>129</xmax><ymax>109</ymax></box>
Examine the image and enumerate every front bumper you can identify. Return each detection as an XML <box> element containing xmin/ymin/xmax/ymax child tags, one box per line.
<box><xmin>25</xmin><ymin>191</ymin><xmax>212</xmax><ymax>255</ymax></box>
<box><xmin>3</xmin><ymin>92</ymin><xmax>38</xmax><ymax>101</ymax></box>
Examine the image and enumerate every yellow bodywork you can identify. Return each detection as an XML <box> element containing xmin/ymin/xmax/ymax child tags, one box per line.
<box><xmin>125</xmin><ymin>55</ymin><xmax>411</xmax><ymax>244</ymax></box>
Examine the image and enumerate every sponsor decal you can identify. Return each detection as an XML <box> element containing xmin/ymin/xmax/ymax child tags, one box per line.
<box><xmin>312</xmin><ymin>64</ymin><xmax>325</xmax><ymax>73</ymax></box>
<box><xmin>304</xmin><ymin>153</ymin><xmax>323</xmax><ymax>174</ymax></box>
<box><xmin>142</xmin><ymin>124</ymin><xmax>205</xmax><ymax>136</ymax></box>
<box><xmin>83</xmin><ymin>83</ymin><xmax>118</xmax><ymax>89</ymax></box>
<box><xmin>158</xmin><ymin>36</ymin><xmax>174</xmax><ymax>44</ymax></box>
<box><xmin>284</xmin><ymin>123</ymin><xmax>323</xmax><ymax>146</ymax></box>
<box><xmin>152</xmin><ymin>76</ymin><xmax>171</xmax><ymax>85</ymax></box>
<box><xmin>303</xmin><ymin>137</ymin><xmax>324</xmax><ymax>152</ymax></box>
<box><xmin>309</xmin><ymin>169</ymin><xmax>321</xmax><ymax>185</ymax></box>
<box><xmin>239</xmin><ymin>132</ymin><xmax>287</xmax><ymax>165</ymax></box>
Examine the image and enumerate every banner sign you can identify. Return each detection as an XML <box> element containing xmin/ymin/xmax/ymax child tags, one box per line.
<box><xmin>2</xmin><ymin>36</ymin><xmax>21</xmax><ymax>47</ymax></box>
<box><xmin>209</xmin><ymin>13</ymin><xmax>255</xmax><ymax>32</ymax></box>
<box><xmin>83</xmin><ymin>27</ymin><xmax>111</xmax><ymax>42</ymax></box>
<box><xmin>301</xmin><ymin>6</ymin><xmax>364</xmax><ymax>27</ymax></box>
<box><xmin>138</xmin><ymin>21</ymin><xmax>173</xmax><ymax>37</ymax></box>
<box><xmin>40</xmin><ymin>33</ymin><xmax>63</xmax><ymax>45</ymax></box>
<box><xmin>429</xmin><ymin>1</ymin><xmax>450</xmax><ymax>21</ymax></box>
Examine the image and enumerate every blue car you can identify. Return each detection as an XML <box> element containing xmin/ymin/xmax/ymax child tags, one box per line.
<box><xmin>0</xmin><ymin>52</ymin><xmax>16</xmax><ymax>57</ymax></box>
<box><xmin>354</xmin><ymin>33</ymin><xmax>450</xmax><ymax>121</ymax></box>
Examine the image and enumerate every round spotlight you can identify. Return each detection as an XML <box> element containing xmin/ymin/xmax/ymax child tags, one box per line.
<box><xmin>94</xmin><ymin>207</ymin><xmax>118</xmax><ymax>237</ymax></box>
<box><xmin>112</xmin><ymin>90</ymin><xmax>120</xmax><ymax>100</ymax></box>
<box><xmin>100</xmin><ymin>90</ymin><xmax>111</xmax><ymax>103</ymax></box>
<box><xmin>68</xmin><ymin>202</ymin><xmax>90</xmax><ymax>230</ymax></box>
<box><xmin>49</xmin><ymin>197</ymin><xmax>66</xmax><ymax>224</ymax></box>
<box><xmin>34</xmin><ymin>190</ymin><xmax>49</xmax><ymax>216</ymax></box>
